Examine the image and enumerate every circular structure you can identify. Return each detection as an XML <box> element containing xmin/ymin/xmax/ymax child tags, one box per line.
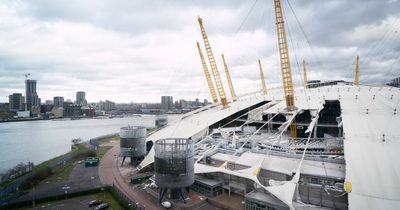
<box><xmin>154</xmin><ymin>138</ymin><xmax>194</xmax><ymax>189</ymax></box>
<box><xmin>119</xmin><ymin>126</ymin><xmax>147</xmax><ymax>158</ymax></box>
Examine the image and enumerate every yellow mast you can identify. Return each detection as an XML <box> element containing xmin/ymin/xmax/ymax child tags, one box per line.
<box><xmin>196</xmin><ymin>42</ymin><xmax>218</xmax><ymax>103</ymax></box>
<box><xmin>355</xmin><ymin>55</ymin><xmax>359</xmax><ymax>86</ymax></box>
<box><xmin>221</xmin><ymin>54</ymin><xmax>237</xmax><ymax>101</ymax></box>
<box><xmin>303</xmin><ymin>60</ymin><xmax>308</xmax><ymax>89</ymax></box>
<box><xmin>274</xmin><ymin>0</ymin><xmax>297</xmax><ymax>139</ymax></box>
<box><xmin>198</xmin><ymin>16</ymin><xmax>228</xmax><ymax>108</ymax></box>
<box><xmin>258</xmin><ymin>59</ymin><xmax>267</xmax><ymax>95</ymax></box>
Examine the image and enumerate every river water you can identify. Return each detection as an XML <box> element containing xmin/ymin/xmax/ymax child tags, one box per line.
<box><xmin>0</xmin><ymin>115</ymin><xmax>171</xmax><ymax>173</ymax></box>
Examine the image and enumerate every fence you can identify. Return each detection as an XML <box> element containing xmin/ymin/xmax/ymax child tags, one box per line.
<box><xmin>89</xmin><ymin>133</ymin><xmax>119</xmax><ymax>149</ymax></box>
<box><xmin>0</xmin><ymin>148</ymin><xmax>91</xmax><ymax>202</ymax></box>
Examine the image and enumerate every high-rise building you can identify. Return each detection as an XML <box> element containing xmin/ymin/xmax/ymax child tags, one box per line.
<box><xmin>25</xmin><ymin>79</ymin><xmax>40</xmax><ymax>111</ymax></box>
<box><xmin>99</xmin><ymin>100</ymin><xmax>115</xmax><ymax>111</ymax></box>
<box><xmin>76</xmin><ymin>91</ymin><xmax>87</xmax><ymax>106</ymax></box>
<box><xmin>8</xmin><ymin>93</ymin><xmax>24</xmax><ymax>111</ymax></box>
<box><xmin>53</xmin><ymin>96</ymin><xmax>64</xmax><ymax>108</ymax></box>
<box><xmin>161</xmin><ymin>96</ymin><xmax>173</xmax><ymax>112</ymax></box>
<box><xmin>387</xmin><ymin>77</ymin><xmax>400</xmax><ymax>88</ymax></box>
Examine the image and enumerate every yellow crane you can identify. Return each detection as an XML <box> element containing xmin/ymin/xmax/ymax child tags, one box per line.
<box><xmin>198</xmin><ymin>16</ymin><xmax>228</xmax><ymax>108</ymax></box>
<box><xmin>221</xmin><ymin>54</ymin><xmax>237</xmax><ymax>101</ymax></box>
<box><xmin>258</xmin><ymin>59</ymin><xmax>267</xmax><ymax>95</ymax></box>
<box><xmin>303</xmin><ymin>60</ymin><xmax>308</xmax><ymax>89</ymax></box>
<box><xmin>274</xmin><ymin>0</ymin><xmax>297</xmax><ymax>139</ymax></box>
<box><xmin>196</xmin><ymin>42</ymin><xmax>218</xmax><ymax>103</ymax></box>
<box><xmin>355</xmin><ymin>55</ymin><xmax>360</xmax><ymax>86</ymax></box>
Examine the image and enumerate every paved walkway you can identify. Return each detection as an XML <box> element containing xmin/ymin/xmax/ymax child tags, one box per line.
<box><xmin>99</xmin><ymin>145</ymin><xmax>161</xmax><ymax>210</ymax></box>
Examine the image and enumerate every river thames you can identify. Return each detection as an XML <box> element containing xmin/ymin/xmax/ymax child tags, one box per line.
<box><xmin>0</xmin><ymin>115</ymin><xmax>176</xmax><ymax>173</ymax></box>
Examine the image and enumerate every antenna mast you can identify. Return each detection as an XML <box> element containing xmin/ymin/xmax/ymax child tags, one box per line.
<box><xmin>198</xmin><ymin>16</ymin><xmax>228</xmax><ymax>108</ymax></box>
<box><xmin>196</xmin><ymin>42</ymin><xmax>218</xmax><ymax>103</ymax></box>
<box><xmin>258</xmin><ymin>59</ymin><xmax>267</xmax><ymax>95</ymax></box>
<box><xmin>221</xmin><ymin>54</ymin><xmax>237</xmax><ymax>101</ymax></box>
<box><xmin>274</xmin><ymin>0</ymin><xmax>297</xmax><ymax>139</ymax></box>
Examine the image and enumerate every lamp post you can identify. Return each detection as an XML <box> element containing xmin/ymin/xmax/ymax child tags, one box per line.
<box><xmin>32</xmin><ymin>187</ymin><xmax>35</xmax><ymax>208</ymax></box>
<box><xmin>62</xmin><ymin>184</ymin><xmax>70</xmax><ymax>199</ymax></box>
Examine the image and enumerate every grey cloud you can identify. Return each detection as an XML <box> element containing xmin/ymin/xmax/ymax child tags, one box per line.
<box><xmin>0</xmin><ymin>0</ymin><xmax>399</xmax><ymax>103</ymax></box>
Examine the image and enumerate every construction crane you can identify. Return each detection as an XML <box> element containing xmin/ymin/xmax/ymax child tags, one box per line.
<box><xmin>196</xmin><ymin>42</ymin><xmax>218</xmax><ymax>103</ymax></box>
<box><xmin>274</xmin><ymin>0</ymin><xmax>297</xmax><ymax>139</ymax></box>
<box><xmin>258</xmin><ymin>59</ymin><xmax>267</xmax><ymax>95</ymax></box>
<box><xmin>354</xmin><ymin>55</ymin><xmax>360</xmax><ymax>86</ymax></box>
<box><xmin>303</xmin><ymin>60</ymin><xmax>308</xmax><ymax>89</ymax></box>
<box><xmin>221</xmin><ymin>54</ymin><xmax>237</xmax><ymax>101</ymax></box>
<box><xmin>198</xmin><ymin>16</ymin><xmax>228</xmax><ymax>108</ymax></box>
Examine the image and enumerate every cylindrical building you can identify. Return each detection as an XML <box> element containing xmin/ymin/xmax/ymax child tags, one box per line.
<box><xmin>120</xmin><ymin>126</ymin><xmax>147</xmax><ymax>165</ymax></box>
<box><xmin>155</xmin><ymin>138</ymin><xmax>194</xmax><ymax>202</ymax></box>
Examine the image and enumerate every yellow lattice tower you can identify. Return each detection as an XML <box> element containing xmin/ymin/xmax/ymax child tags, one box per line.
<box><xmin>274</xmin><ymin>0</ymin><xmax>297</xmax><ymax>139</ymax></box>
<box><xmin>355</xmin><ymin>55</ymin><xmax>360</xmax><ymax>86</ymax></box>
<box><xmin>221</xmin><ymin>54</ymin><xmax>237</xmax><ymax>101</ymax></box>
<box><xmin>196</xmin><ymin>42</ymin><xmax>218</xmax><ymax>103</ymax></box>
<box><xmin>258</xmin><ymin>59</ymin><xmax>267</xmax><ymax>95</ymax></box>
<box><xmin>303</xmin><ymin>60</ymin><xmax>308</xmax><ymax>89</ymax></box>
<box><xmin>198</xmin><ymin>16</ymin><xmax>228</xmax><ymax>108</ymax></box>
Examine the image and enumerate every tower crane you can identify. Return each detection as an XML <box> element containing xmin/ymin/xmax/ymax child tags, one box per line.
<box><xmin>274</xmin><ymin>0</ymin><xmax>297</xmax><ymax>139</ymax></box>
<box><xmin>221</xmin><ymin>54</ymin><xmax>237</xmax><ymax>101</ymax></box>
<box><xmin>354</xmin><ymin>55</ymin><xmax>360</xmax><ymax>86</ymax></box>
<box><xmin>258</xmin><ymin>59</ymin><xmax>267</xmax><ymax>95</ymax></box>
<box><xmin>198</xmin><ymin>16</ymin><xmax>228</xmax><ymax>108</ymax></box>
<box><xmin>303</xmin><ymin>60</ymin><xmax>308</xmax><ymax>89</ymax></box>
<box><xmin>196</xmin><ymin>42</ymin><xmax>218</xmax><ymax>103</ymax></box>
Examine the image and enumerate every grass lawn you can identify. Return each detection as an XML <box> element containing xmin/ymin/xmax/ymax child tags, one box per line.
<box><xmin>96</xmin><ymin>146</ymin><xmax>113</xmax><ymax>158</ymax></box>
<box><xmin>97</xmin><ymin>136</ymin><xmax>120</xmax><ymax>145</ymax></box>
<box><xmin>45</xmin><ymin>160</ymin><xmax>78</xmax><ymax>183</ymax></box>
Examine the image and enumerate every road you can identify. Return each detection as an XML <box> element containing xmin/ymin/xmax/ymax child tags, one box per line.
<box><xmin>99</xmin><ymin>145</ymin><xmax>161</xmax><ymax>210</ymax></box>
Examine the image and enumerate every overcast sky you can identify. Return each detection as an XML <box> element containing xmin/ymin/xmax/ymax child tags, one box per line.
<box><xmin>0</xmin><ymin>0</ymin><xmax>399</xmax><ymax>103</ymax></box>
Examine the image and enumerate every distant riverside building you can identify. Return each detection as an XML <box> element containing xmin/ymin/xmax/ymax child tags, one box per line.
<box><xmin>76</xmin><ymin>91</ymin><xmax>87</xmax><ymax>106</ymax></box>
<box><xmin>100</xmin><ymin>100</ymin><xmax>115</xmax><ymax>111</ymax></box>
<box><xmin>25</xmin><ymin>79</ymin><xmax>40</xmax><ymax>111</ymax></box>
<box><xmin>53</xmin><ymin>96</ymin><xmax>64</xmax><ymax>108</ymax></box>
<box><xmin>51</xmin><ymin>107</ymin><xmax>64</xmax><ymax>118</ymax></box>
<box><xmin>161</xmin><ymin>96</ymin><xmax>173</xmax><ymax>112</ymax></box>
<box><xmin>387</xmin><ymin>77</ymin><xmax>400</xmax><ymax>88</ymax></box>
<box><xmin>64</xmin><ymin>104</ymin><xmax>82</xmax><ymax>117</ymax></box>
<box><xmin>8</xmin><ymin>93</ymin><xmax>24</xmax><ymax>112</ymax></box>
<box><xmin>45</xmin><ymin>100</ymin><xmax>53</xmax><ymax>105</ymax></box>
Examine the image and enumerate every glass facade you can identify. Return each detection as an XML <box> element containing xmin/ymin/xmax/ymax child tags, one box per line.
<box><xmin>191</xmin><ymin>180</ymin><xmax>222</xmax><ymax>197</ymax></box>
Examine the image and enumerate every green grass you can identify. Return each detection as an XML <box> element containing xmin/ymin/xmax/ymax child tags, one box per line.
<box><xmin>96</xmin><ymin>146</ymin><xmax>113</xmax><ymax>158</ymax></box>
<box><xmin>45</xmin><ymin>160</ymin><xmax>78</xmax><ymax>183</ymax></box>
<box><xmin>97</xmin><ymin>135</ymin><xmax>120</xmax><ymax>145</ymax></box>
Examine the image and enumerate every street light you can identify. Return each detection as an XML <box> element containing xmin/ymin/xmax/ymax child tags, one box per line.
<box><xmin>101</xmin><ymin>186</ymin><xmax>105</xmax><ymax>198</ymax></box>
<box><xmin>61</xmin><ymin>184</ymin><xmax>70</xmax><ymax>199</ymax></box>
<box><xmin>32</xmin><ymin>187</ymin><xmax>35</xmax><ymax>208</ymax></box>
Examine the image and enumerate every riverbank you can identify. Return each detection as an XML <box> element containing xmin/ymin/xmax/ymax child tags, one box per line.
<box><xmin>0</xmin><ymin>115</ymin><xmax>158</xmax><ymax>173</ymax></box>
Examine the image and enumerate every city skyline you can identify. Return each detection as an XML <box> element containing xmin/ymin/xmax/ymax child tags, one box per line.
<box><xmin>0</xmin><ymin>1</ymin><xmax>399</xmax><ymax>103</ymax></box>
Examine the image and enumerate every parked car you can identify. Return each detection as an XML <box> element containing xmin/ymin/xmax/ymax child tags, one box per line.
<box><xmin>161</xmin><ymin>201</ymin><xmax>172</xmax><ymax>209</ymax></box>
<box><xmin>88</xmin><ymin>200</ymin><xmax>102</xmax><ymax>207</ymax></box>
<box><xmin>95</xmin><ymin>203</ymin><xmax>109</xmax><ymax>210</ymax></box>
